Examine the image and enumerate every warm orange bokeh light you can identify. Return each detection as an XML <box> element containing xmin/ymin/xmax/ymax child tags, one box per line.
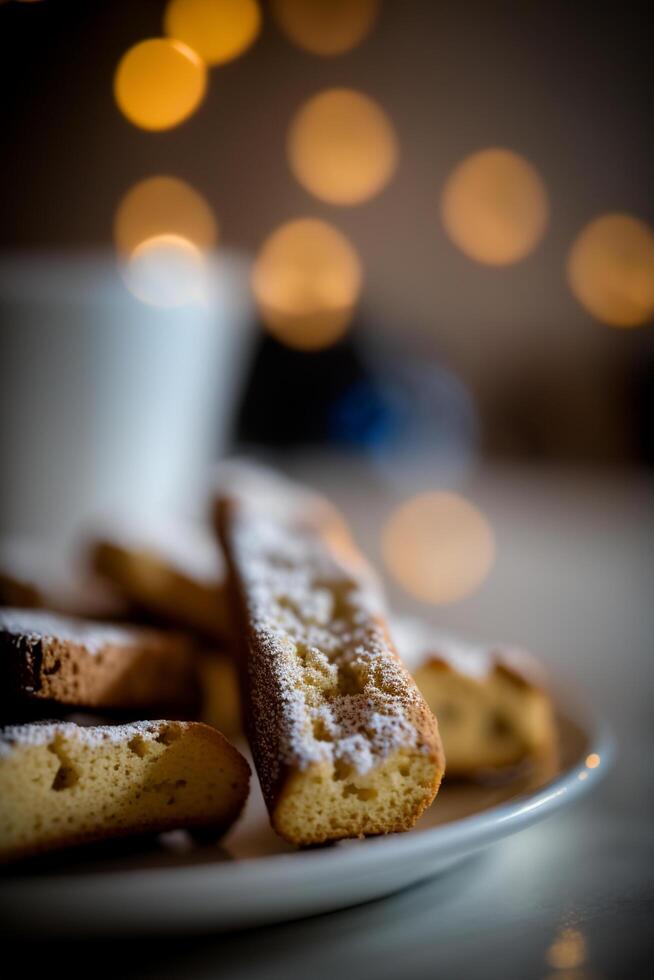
<box><xmin>114</xmin><ymin>38</ymin><xmax>207</xmax><ymax>131</ymax></box>
<box><xmin>252</xmin><ymin>218</ymin><xmax>362</xmax><ymax>350</ymax></box>
<box><xmin>272</xmin><ymin>0</ymin><xmax>379</xmax><ymax>56</ymax></box>
<box><xmin>441</xmin><ymin>148</ymin><xmax>549</xmax><ymax>265</ymax></box>
<box><xmin>567</xmin><ymin>213</ymin><xmax>654</xmax><ymax>328</ymax></box>
<box><xmin>381</xmin><ymin>493</ymin><xmax>495</xmax><ymax>605</ymax></box>
<box><xmin>288</xmin><ymin>88</ymin><xmax>398</xmax><ymax>206</ymax></box>
<box><xmin>585</xmin><ymin>753</ymin><xmax>600</xmax><ymax>769</ymax></box>
<box><xmin>546</xmin><ymin>928</ymin><xmax>587</xmax><ymax>970</ymax></box>
<box><xmin>123</xmin><ymin>233</ymin><xmax>208</xmax><ymax>308</ymax></box>
<box><xmin>114</xmin><ymin>176</ymin><xmax>217</xmax><ymax>258</ymax></box>
<box><xmin>164</xmin><ymin>0</ymin><xmax>261</xmax><ymax>66</ymax></box>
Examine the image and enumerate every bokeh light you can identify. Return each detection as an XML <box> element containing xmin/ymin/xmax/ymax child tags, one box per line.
<box><xmin>546</xmin><ymin>928</ymin><xmax>587</xmax><ymax>970</ymax></box>
<box><xmin>252</xmin><ymin>218</ymin><xmax>362</xmax><ymax>350</ymax></box>
<box><xmin>114</xmin><ymin>176</ymin><xmax>217</xmax><ymax>258</ymax></box>
<box><xmin>288</xmin><ymin>88</ymin><xmax>398</xmax><ymax>206</ymax></box>
<box><xmin>272</xmin><ymin>0</ymin><xmax>379</xmax><ymax>56</ymax></box>
<box><xmin>114</xmin><ymin>38</ymin><xmax>207</xmax><ymax>131</ymax></box>
<box><xmin>585</xmin><ymin>753</ymin><xmax>600</xmax><ymax>769</ymax></box>
<box><xmin>123</xmin><ymin>234</ymin><xmax>208</xmax><ymax>307</ymax></box>
<box><xmin>164</xmin><ymin>0</ymin><xmax>261</xmax><ymax>66</ymax></box>
<box><xmin>441</xmin><ymin>148</ymin><xmax>549</xmax><ymax>265</ymax></box>
<box><xmin>567</xmin><ymin>213</ymin><xmax>654</xmax><ymax>328</ymax></box>
<box><xmin>381</xmin><ymin>492</ymin><xmax>495</xmax><ymax>604</ymax></box>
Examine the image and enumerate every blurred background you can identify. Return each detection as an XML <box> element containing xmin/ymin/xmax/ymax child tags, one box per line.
<box><xmin>0</xmin><ymin>0</ymin><xmax>652</xmax><ymax>625</ymax></box>
<box><xmin>1</xmin><ymin>6</ymin><xmax>653</xmax><ymax>970</ymax></box>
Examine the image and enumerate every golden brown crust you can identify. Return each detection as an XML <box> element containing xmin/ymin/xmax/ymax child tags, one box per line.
<box><xmin>89</xmin><ymin>533</ymin><xmax>231</xmax><ymax>641</ymax></box>
<box><xmin>214</xmin><ymin>478</ymin><xmax>444</xmax><ymax>845</ymax></box>
<box><xmin>2</xmin><ymin>813</ymin><xmax>230</xmax><ymax>864</ymax></box>
<box><xmin>215</xmin><ymin>507</ymin><xmax>277</xmax><ymax>797</ymax></box>
<box><xmin>0</xmin><ymin>608</ymin><xmax>198</xmax><ymax>713</ymax></box>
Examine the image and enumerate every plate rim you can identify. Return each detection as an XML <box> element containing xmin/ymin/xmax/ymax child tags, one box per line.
<box><xmin>1</xmin><ymin>708</ymin><xmax>616</xmax><ymax>892</ymax></box>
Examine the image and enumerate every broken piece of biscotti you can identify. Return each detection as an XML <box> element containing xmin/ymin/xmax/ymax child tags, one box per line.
<box><xmin>0</xmin><ymin>608</ymin><xmax>197</xmax><ymax>714</ymax></box>
<box><xmin>88</xmin><ymin>518</ymin><xmax>231</xmax><ymax>641</ymax></box>
<box><xmin>0</xmin><ymin>720</ymin><xmax>250</xmax><ymax>862</ymax></box>
<box><xmin>214</xmin><ymin>471</ymin><xmax>444</xmax><ymax>846</ymax></box>
<box><xmin>392</xmin><ymin>617</ymin><xmax>557</xmax><ymax>776</ymax></box>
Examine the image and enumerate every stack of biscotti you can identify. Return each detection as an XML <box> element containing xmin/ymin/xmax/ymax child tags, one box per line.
<box><xmin>2</xmin><ymin>460</ymin><xmax>558</xmax><ymax>864</ymax></box>
<box><xmin>82</xmin><ymin>460</ymin><xmax>557</xmax><ymax>785</ymax></box>
<box><xmin>82</xmin><ymin>463</ymin><xmax>355</xmax><ymax>737</ymax></box>
<box><xmin>0</xmin><ymin>607</ymin><xmax>250</xmax><ymax>862</ymax></box>
<box><xmin>1</xmin><ymin>516</ymin><xmax>241</xmax><ymax>732</ymax></box>
<box><xmin>85</xmin><ymin>463</ymin><xmax>555</xmax><ymax>821</ymax></box>
<box><xmin>84</xmin><ymin>517</ymin><xmax>239</xmax><ymax>734</ymax></box>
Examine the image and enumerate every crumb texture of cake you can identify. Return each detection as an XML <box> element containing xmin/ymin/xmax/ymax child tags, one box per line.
<box><xmin>89</xmin><ymin>519</ymin><xmax>230</xmax><ymax>640</ymax></box>
<box><xmin>392</xmin><ymin>617</ymin><xmax>556</xmax><ymax>775</ymax></box>
<box><xmin>0</xmin><ymin>607</ymin><xmax>197</xmax><ymax>712</ymax></box>
<box><xmin>0</xmin><ymin>720</ymin><xmax>250</xmax><ymax>861</ymax></box>
<box><xmin>216</xmin><ymin>478</ymin><xmax>444</xmax><ymax>845</ymax></box>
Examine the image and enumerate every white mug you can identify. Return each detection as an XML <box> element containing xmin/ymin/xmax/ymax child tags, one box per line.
<box><xmin>0</xmin><ymin>250</ymin><xmax>254</xmax><ymax>562</ymax></box>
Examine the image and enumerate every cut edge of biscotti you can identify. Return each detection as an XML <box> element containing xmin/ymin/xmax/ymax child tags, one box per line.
<box><xmin>0</xmin><ymin>719</ymin><xmax>250</xmax><ymax>862</ymax></box>
<box><xmin>272</xmin><ymin>743</ymin><xmax>443</xmax><ymax>845</ymax></box>
<box><xmin>393</xmin><ymin>617</ymin><xmax>557</xmax><ymax>776</ymax></box>
<box><xmin>0</xmin><ymin>606</ymin><xmax>197</xmax><ymax>713</ymax></box>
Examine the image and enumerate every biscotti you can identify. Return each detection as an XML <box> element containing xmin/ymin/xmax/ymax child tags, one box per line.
<box><xmin>0</xmin><ymin>720</ymin><xmax>250</xmax><ymax>861</ymax></box>
<box><xmin>199</xmin><ymin>652</ymin><xmax>242</xmax><ymax>736</ymax></box>
<box><xmin>215</xmin><ymin>473</ymin><xmax>444</xmax><ymax>845</ymax></box>
<box><xmin>0</xmin><ymin>608</ymin><xmax>197</xmax><ymax>713</ymax></box>
<box><xmin>393</xmin><ymin>617</ymin><xmax>556</xmax><ymax>775</ymax></box>
<box><xmin>0</xmin><ymin>544</ymin><xmax>126</xmax><ymax>621</ymax></box>
<box><xmin>89</xmin><ymin>519</ymin><xmax>230</xmax><ymax>640</ymax></box>
<box><xmin>0</xmin><ymin>569</ymin><xmax>42</xmax><ymax>610</ymax></box>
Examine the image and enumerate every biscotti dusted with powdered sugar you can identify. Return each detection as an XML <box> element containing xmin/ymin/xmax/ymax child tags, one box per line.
<box><xmin>0</xmin><ymin>719</ymin><xmax>250</xmax><ymax>861</ymax></box>
<box><xmin>215</xmin><ymin>471</ymin><xmax>444</xmax><ymax>845</ymax></box>
<box><xmin>392</xmin><ymin>616</ymin><xmax>556</xmax><ymax>775</ymax></box>
<box><xmin>89</xmin><ymin>517</ymin><xmax>231</xmax><ymax>641</ymax></box>
<box><xmin>0</xmin><ymin>608</ymin><xmax>197</xmax><ymax>713</ymax></box>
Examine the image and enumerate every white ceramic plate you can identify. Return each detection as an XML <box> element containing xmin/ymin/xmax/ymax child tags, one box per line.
<box><xmin>0</xmin><ymin>699</ymin><xmax>613</xmax><ymax>937</ymax></box>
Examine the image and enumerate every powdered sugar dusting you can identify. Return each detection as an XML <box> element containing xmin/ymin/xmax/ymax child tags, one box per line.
<box><xmin>392</xmin><ymin>615</ymin><xmax>545</xmax><ymax>686</ymax></box>
<box><xmin>0</xmin><ymin>719</ymin><xmax>180</xmax><ymax>759</ymax></box>
<box><xmin>230</xmin><ymin>508</ymin><xmax>426</xmax><ymax>787</ymax></box>
<box><xmin>0</xmin><ymin>607</ymin><xmax>153</xmax><ymax>655</ymax></box>
<box><xmin>93</xmin><ymin>515</ymin><xmax>224</xmax><ymax>586</ymax></box>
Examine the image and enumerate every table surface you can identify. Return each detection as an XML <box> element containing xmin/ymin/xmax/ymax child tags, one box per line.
<box><xmin>8</xmin><ymin>460</ymin><xmax>654</xmax><ymax>979</ymax></box>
